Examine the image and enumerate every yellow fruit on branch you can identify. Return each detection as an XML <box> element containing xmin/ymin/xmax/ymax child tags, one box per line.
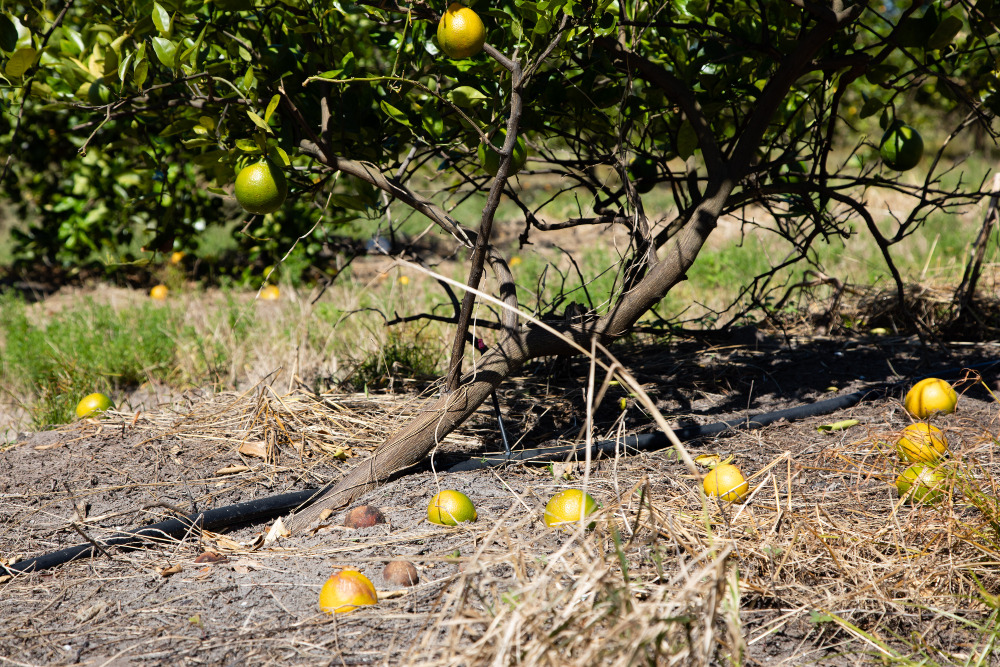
<box><xmin>427</xmin><ymin>489</ymin><xmax>478</xmax><ymax>525</ymax></box>
<box><xmin>903</xmin><ymin>378</ymin><xmax>957</xmax><ymax>419</ymax></box>
<box><xmin>543</xmin><ymin>489</ymin><xmax>598</xmax><ymax>527</ymax></box>
<box><xmin>896</xmin><ymin>423</ymin><xmax>948</xmax><ymax>463</ymax></box>
<box><xmin>703</xmin><ymin>463</ymin><xmax>750</xmax><ymax>502</ymax></box>
<box><xmin>318</xmin><ymin>569</ymin><xmax>378</xmax><ymax>614</ymax></box>
<box><xmin>76</xmin><ymin>392</ymin><xmax>114</xmax><ymax>419</ymax></box>
<box><xmin>235</xmin><ymin>158</ymin><xmax>288</xmax><ymax>215</ymax></box>
<box><xmin>895</xmin><ymin>463</ymin><xmax>948</xmax><ymax>504</ymax></box>
<box><xmin>437</xmin><ymin>3</ymin><xmax>486</xmax><ymax>59</ymax></box>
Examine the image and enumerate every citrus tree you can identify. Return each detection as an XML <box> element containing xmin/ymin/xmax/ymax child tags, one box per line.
<box><xmin>2</xmin><ymin>0</ymin><xmax>999</xmax><ymax>525</ymax></box>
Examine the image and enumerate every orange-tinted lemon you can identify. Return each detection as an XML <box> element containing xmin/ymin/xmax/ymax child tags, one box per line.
<box><xmin>895</xmin><ymin>463</ymin><xmax>947</xmax><ymax>504</ymax></box>
<box><xmin>76</xmin><ymin>392</ymin><xmax>114</xmax><ymax>419</ymax></box>
<box><xmin>235</xmin><ymin>158</ymin><xmax>288</xmax><ymax>215</ymax></box>
<box><xmin>703</xmin><ymin>463</ymin><xmax>750</xmax><ymax>502</ymax></box>
<box><xmin>318</xmin><ymin>569</ymin><xmax>378</xmax><ymax>614</ymax></box>
<box><xmin>879</xmin><ymin>122</ymin><xmax>923</xmax><ymax>171</ymax></box>
<box><xmin>904</xmin><ymin>378</ymin><xmax>957</xmax><ymax>419</ymax></box>
<box><xmin>427</xmin><ymin>490</ymin><xmax>477</xmax><ymax>525</ymax></box>
<box><xmin>260</xmin><ymin>284</ymin><xmax>280</xmax><ymax>300</ymax></box>
<box><xmin>896</xmin><ymin>423</ymin><xmax>948</xmax><ymax>463</ymax></box>
<box><xmin>437</xmin><ymin>3</ymin><xmax>486</xmax><ymax>59</ymax></box>
<box><xmin>543</xmin><ymin>489</ymin><xmax>598</xmax><ymax>527</ymax></box>
<box><xmin>149</xmin><ymin>284</ymin><xmax>169</xmax><ymax>300</ymax></box>
<box><xmin>478</xmin><ymin>130</ymin><xmax>528</xmax><ymax>177</ymax></box>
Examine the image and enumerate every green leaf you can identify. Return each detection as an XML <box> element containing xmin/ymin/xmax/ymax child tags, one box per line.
<box><xmin>117</xmin><ymin>50</ymin><xmax>134</xmax><ymax>83</ymax></box>
<box><xmin>676</xmin><ymin>120</ymin><xmax>698</xmax><ymax>160</ymax></box>
<box><xmin>864</xmin><ymin>64</ymin><xmax>897</xmax><ymax>86</ymax></box>
<box><xmin>235</xmin><ymin>138</ymin><xmax>262</xmax><ymax>153</ymax></box>
<box><xmin>816</xmin><ymin>419</ymin><xmax>860</xmax><ymax>433</ymax></box>
<box><xmin>246</xmin><ymin>110</ymin><xmax>273</xmax><ymax>133</ymax></box>
<box><xmin>151</xmin><ymin>36</ymin><xmax>176</xmax><ymax>68</ymax></box>
<box><xmin>379</xmin><ymin>100</ymin><xmax>412</xmax><ymax>127</ymax></box>
<box><xmin>5</xmin><ymin>47</ymin><xmax>37</xmax><ymax>78</ymax></box>
<box><xmin>264</xmin><ymin>94</ymin><xmax>281</xmax><ymax>122</ymax></box>
<box><xmin>242</xmin><ymin>67</ymin><xmax>255</xmax><ymax>90</ymax></box>
<box><xmin>927</xmin><ymin>14</ymin><xmax>962</xmax><ymax>51</ymax></box>
<box><xmin>268</xmin><ymin>145</ymin><xmax>290</xmax><ymax>167</ymax></box>
<box><xmin>134</xmin><ymin>58</ymin><xmax>149</xmax><ymax>88</ymax></box>
<box><xmin>449</xmin><ymin>86</ymin><xmax>487</xmax><ymax>108</ymax></box>
<box><xmin>152</xmin><ymin>2</ymin><xmax>171</xmax><ymax>35</ymax></box>
<box><xmin>859</xmin><ymin>96</ymin><xmax>882</xmax><ymax>118</ymax></box>
<box><xmin>0</xmin><ymin>14</ymin><xmax>17</xmax><ymax>53</ymax></box>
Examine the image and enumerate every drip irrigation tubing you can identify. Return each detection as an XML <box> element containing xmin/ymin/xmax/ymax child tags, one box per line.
<box><xmin>6</xmin><ymin>358</ymin><xmax>999</xmax><ymax>575</ymax></box>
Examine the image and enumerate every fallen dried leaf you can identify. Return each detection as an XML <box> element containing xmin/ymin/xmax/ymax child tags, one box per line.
<box><xmin>238</xmin><ymin>440</ymin><xmax>268</xmax><ymax>458</ymax></box>
<box><xmin>215</xmin><ymin>465</ymin><xmax>251</xmax><ymax>475</ymax></box>
<box><xmin>75</xmin><ymin>600</ymin><xmax>108</xmax><ymax>623</ymax></box>
<box><xmin>194</xmin><ymin>550</ymin><xmax>229</xmax><ymax>564</ymax></box>
<box><xmin>264</xmin><ymin>517</ymin><xmax>290</xmax><ymax>546</ymax></box>
<box><xmin>157</xmin><ymin>563</ymin><xmax>183</xmax><ymax>577</ymax></box>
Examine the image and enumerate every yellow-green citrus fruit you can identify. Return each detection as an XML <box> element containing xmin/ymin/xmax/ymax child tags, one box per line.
<box><xmin>904</xmin><ymin>378</ymin><xmax>957</xmax><ymax>419</ymax></box>
<box><xmin>478</xmin><ymin>131</ymin><xmax>528</xmax><ymax>177</ymax></box>
<box><xmin>879</xmin><ymin>123</ymin><xmax>924</xmax><ymax>172</ymax></box>
<box><xmin>76</xmin><ymin>393</ymin><xmax>114</xmax><ymax>419</ymax></box>
<box><xmin>543</xmin><ymin>489</ymin><xmax>598</xmax><ymax>527</ymax></box>
<box><xmin>703</xmin><ymin>463</ymin><xmax>750</xmax><ymax>502</ymax></box>
<box><xmin>628</xmin><ymin>156</ymin><xmax>658</xmax><ymax>194</ymax></box>
<box><xmin>170</xmin><ymin>251</ymin><xmax>185</xmax><ymax>265</ymax></box>
<box><xmin>234</xmin><ymin>158</ymin><xmax>288</xmax><ymax>215</ymax></box>
<box><xmin>437</xmin><ymin>3</ymin><xmax>486</xmax><ymax>59</ymax></box>
<box><xmin>260</xmin><ymin>284</ymin><xmax>280</xmax><ymax>300</ymax></box>
<box><xmin>149</xmin><ymin>284</ymin><xmax>169</xmax><ymax>300</ymax></box>
<box><xmin>318</xmin><ymin>569</ymin><xmax>378</xmax><ymax>614</ymax></box>
<box><xmin>427</xmin><ymin>490</ymin><xmax>478</xmax><ymax>525</ymax></box>
<box><xmin>398</xmin><ymin>275</ymin><xmax>410</xmax><ymax>286</ymax></box>
<box><xmin>896</xmin><ymin>423</ymin><xmax>948</xmax><ymax>463</ymax></box>
<box><xmin>895</xmin><ymin>463</ymin><xmax>947</xmax><ymax>504</ymax></box>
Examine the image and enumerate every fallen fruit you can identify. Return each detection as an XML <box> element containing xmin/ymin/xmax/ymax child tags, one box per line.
<box><xmin>260</xmin><ymin>284</ymin><xmax>280</xmax><ymax>300</ymax></box>
<box><xmin>879</xmin><ymin>122</ymin><xmax>924</xmax><ymax>172</ymax></box>
<box><xmin>896</xmin><ymin>423</ymin><xmax>948</xmax><ymax>463</ymax></box>
<box><xmin>896</xmin><ymin>463</ymin><xmax>948</xmax><ymax>504</ymax></box>
<box><xmin>344</xmin><ymin>505</ymin><xmax>386</xmax><ymax>529</ymax></box>
<box><xmin>235</xmin><ymin>158</ymin><xmax>288</xmax><ymax>215</ymax></box>
<box><xmin>398</xmin><ymin>276</ymin><xmax>410</xmax><ymax>286</ymax></box>
<box><xmin>383</xmin><ymin>560</ymin><xmax>419</xmax><ymax>587</ymax></box>
<box><xmin>427</xmin><ymin>489</ymin><xmax>477</xmax><ymax>525</ymax></box>
<box><xmin>76</xmin><ymin>392</ymin><xmax>114</xmax><ymax>419</ymax></box>
<box><xmin>319</xmin><ymin>569</ymin><xmax>378</xmax><ymax>614</ymax></box>
<box><xmin>543</xmin><ymin>488</ymin><xmax>598</xmax><ymax>527</ymax></box>
<box><xmin>703</xmin><ymin>463</ymin><xmax>750</xmax><ymax>502</ymax></box>
<box><xmin>437</xmin><ymin>3</ymin><xmax>486</xmax><ymax>59</ymax></box>
<box><xmin>170</xmin><ymin>251</ymin><xmax>185</xmax><ymax>265</ymax></box>
<box><xmin>149</xmin><ymin>284</ymin><xmax>169</xmax><ymax>300</ymax></box>
<box><xmin>904</xmin><ymin>378</ymin><xmax>957</xmax><ymax>419</ymax></box>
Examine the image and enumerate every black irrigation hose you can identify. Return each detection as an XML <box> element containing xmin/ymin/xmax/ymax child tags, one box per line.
<box><xmin>7</xmin><ymin>358</ymin><xmax>999</xmax><ymax>575</ymax></box>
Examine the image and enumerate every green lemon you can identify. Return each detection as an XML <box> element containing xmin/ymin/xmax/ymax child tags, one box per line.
<box><xmin>234</xmin><ymin>158</ymin><xmax>288</xmax><ymax>215</ymax></box>
<box><xmin>879</xmin><ymin>123</ymin><xmax>924</xmax><ymax>171</ymax></box>
<box><xmin>478</xmin><ymin>130</ymin><xmax>528</xmax><ymax>177</ymax></box>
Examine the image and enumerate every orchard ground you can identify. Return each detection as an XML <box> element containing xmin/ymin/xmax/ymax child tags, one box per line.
<box><xmin>3</xmin><ymin>324</ymin><xmax>1000</xmax><ymax>664</ymax></box>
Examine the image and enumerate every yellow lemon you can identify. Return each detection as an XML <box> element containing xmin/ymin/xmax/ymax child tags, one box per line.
<box><xmin>76</xmin><ymin>392</ymin><xmax>114</xmax><ymax>419</ymax></box>
<box><xmin>437</xmin><ymin>3</ymin><xmax>486</xmax><ymax>59</ymax></box>
<box><xmin>895</xmin><ymin>463</ymin><xmax>948</xmax><ymax>504</ymax></box>
<box><xmin>318</xmin><ymin>569</ymin><xmax>378</xmax><ymax>614</ymax></box>
<box><xmin>260</xmin><ymin>284</ymin><xmax>280</xmax><ymax>300</ymax></box>
<box><xmin>543</xmin><ymin>489</ymin><xmax>598</xmax><ymax>527</ymax></box>
<box><xmin>703</xmin><ymin>463</ymin><xmax>750</xmax><ymax>502</ymax></box>
<box><xmin>235</xmin><ymin>158</ymin><xmax>288</xmax><ymax>215</ymax></box>
<box><xmin>398</xmin><ymin>275</ymin><xmax>410</xmax><ymax>286</ymax></box>
<box><xmin>427</xmin><ymin>490</ymin><xmax>477</xmax><ymax>525</ymax></box>
<box><xmin>169</xmin><ymin>251</ymin><xmax>185</xmax><ymax>265</ymax></box>
<box><xmin>904</xmin><ymin>378</ymin><xmax>957</xmax><ymax>419</ymax></box>
<box><xmin>896</xmin><ymin>423</ymin><xmax>948</xmax><ymax>463</ymax></box>
<box><xmin>149</xmin><ymin>284</ymin><xmax>169</xmax><ymax>300</ymax></box>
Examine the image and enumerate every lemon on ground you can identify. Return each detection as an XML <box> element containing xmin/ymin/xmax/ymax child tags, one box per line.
<box><xmin>260</xmin><ymin>284</ymin><xmax>280</xmax><ymax>300</ymax></box>
<box><xmin>703</xmin><ymin>463</ymin><xmax>750</xmax><ymax>502</ymax></box>
<box><xmin>437</xmin><ymin>3</ymin><xmax>486</xmax><ymax>59</ymax></box>
<box><xmin>170</xmin><ymin>251</ymin><xmax>185</xmax><ymax>265</ymax></box>
<box><xmin>543</xmin><ymin>489</ymin><xmax>597</xmax><ymax>527</ymax></box>
<box><xmin>879</xmin><ymin>122</ymin><xmax>923</xmax><ymax>171</ymax></box>
<box><xmin>318</xmin><ymin>569</ymin><xmax>378</xmax><ymax>614</ymax></box>
<box><xmin>478</xmin><ymin>130</ymin><xmax>528</xmax><ymax>177</ymax></box>
<box><xmin>904</xmin><ymin>378</ymin><xmax>957</xmax><ymax>419</ymax></box>
<box><xmin>427</xmin><ymin>489</ymin><xmax>477</xmax><ymax>525</ymax></box>
<box><xmin>896</xmin><ymin>423</ymin><xmax>948</xmax><ymax>463</ymax></box>
<box><xmin>149</xmin><ymin>284</ymin><xmax>169</xmax><ymax>300</ymax></box>
<box><xmin>896</xmin><ymin>463</ymin><xmax>948</xmax><ymax>504</ymax></box>
<box><xmin>76</xmin><ymin>392</ymin><xmax>114</xmax><ymax>419</ymax></box>
<box><xmin>235</xmin><ymin>158</ymin><xmax>288</xmax><ymax>215</ymax></box>
<box><xmin>398</xmin><ymin>275</ymin><xmax>410</xmax><ymax>286</ymax></box>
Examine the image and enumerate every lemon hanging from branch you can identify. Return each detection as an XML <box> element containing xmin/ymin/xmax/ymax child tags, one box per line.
<box><xmin>235</xmin><ymin>157</ymin><xmax>287</xmax><ymax>215</ymax></box>
<box><xmin>437</xmin><ymin>3</ymin><xmax>486</xmax><ymax>59</ymax></box>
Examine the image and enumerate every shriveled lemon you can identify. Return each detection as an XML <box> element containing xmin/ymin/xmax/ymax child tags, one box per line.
<box><xmin>318</xmin><ymin>569</ymin><xmax>378</xmax><ymax>614</ymax></box>
<box><xmin>904</xmin><ymin>378</ymin><xmax>957</xmax><ymax>419</ymax></box>
<box><xmin>703</xmin><ymin>463</ymin><xmax>750</xmax><ymax>502</ymax></box>
<box><xmin>543</xmin><ymin>489</ymin><xmax>597</xmax><ymax>527</ymax></box>
<box><xmin>896</xmin><ymin>423</ymin><xmax>948</xmax><ymax>463</ymax></box>
<box><xmin>437</xmin><ymin>3</ymin><xmax>486</xmax><ymax>59</ymax></box>
<box><xmin>76</xmin><ymin>392</ymin><xmax>114</xmax><ymax>419</ymax></box>
<box><xmin>427</xmin><ymin>489</ymin><xmax>477</xmax><ymax>526</ymax></box>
